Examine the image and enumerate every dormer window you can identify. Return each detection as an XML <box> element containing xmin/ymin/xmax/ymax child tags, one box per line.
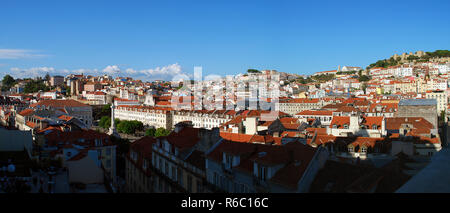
<box><xmin>333</xmin><ymin>124</ymin><xmax>337</xmax><ymax>128</ymax></box>
<box><xmin>348</xmin><ymin>147</ymin><xmax>354</xmax><ymax>153</ymax></box>
<box><xmin>343</xmin><ymin>124</ymin><xmax>349</xmax><ymax>129</ymax></box>
<box><xmin>372</xmin><ymin>124</ymin><xmax>378</xmax><ymax>130</ymax></box>
<box><xmin>361</xmin><ymin>147</ymin><xmax>367</xmax><ymax>153</ymax></box>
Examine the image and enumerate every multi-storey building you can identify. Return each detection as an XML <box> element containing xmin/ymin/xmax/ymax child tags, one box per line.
<box><xmin>114</xmin><ymin>105</ymin><xmax>173</xmax><ymax>129</ymax></box>
<box><xmin>205</xmin><ymin>140</ymin><xmax>329</xmax><ymax>193</ymax></box>
<box><xmin>172</xmin><ymin>110</ymin><xmax>237</xmax><ymax>129</ymax></box>
<box><xmin>19</xmin><ymin>99</ymin><xmax>93</xmax><ymax>128</ymax></box>
<box><xmin>278</xmin><ymin>98</ymin><xmax>328</xmax><ymax>115</ymax></box>
<box><xmin>39</xmin><ymin>129</ymin><xmax>117</xmax><ymax>186</ymax></box>
<box><xmin>126</xmin><ymin>136</ymin><xmax>156</xmax><ymax>193</ymax></box>
<box><xmin>50</xmin><ymin>75</ymin><xmax>65</xmax><ymax>87</ymax></box>
<box><xmin>426</xmin><ymin>90</ymin><xmax>448</xmax><ymax>114</ymax></box>
<box><xmin>397</xmin><ymin>99</ymin><xmax>438</xmax><ymax>128</ymax></box>
<box><xmin>327</xmin><ymin>116</ymin><xmax>386</xmax><ymax>138</ymax></box>
<box><xmin>82</xmin><ymin>91</ymin><xmax>107</xmax><ymax>105</ymax></box>
<box><xmin>150</xmin><ymin>124</ymin><xmax>221</xmax><ymax>193</ymax></box>
<box><xmin>294</xmin><ymin>110</ymin><xmax>333</xmax><ymax>126</ymax></box>
<box><xmin>83</xmin><ymin>82</ymin><xmax>102</xmax><ymax>92</ymax></box>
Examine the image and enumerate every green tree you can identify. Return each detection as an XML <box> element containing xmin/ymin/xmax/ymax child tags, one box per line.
<box><xmin>1</xmin><ymin>75</ymin><xmax>16</xmax><ymax>91</ymax></box>
<box><xmin>145</xmin><ymin>128</ymin><xmax>156</xmax><ymax>137</ymax></box>
<box><xmin>247</xmin><ymin>69</ymin><xmax>261</xmax><ymax>74</ymax></box>
<box><xmin>311</xmin><ymin>74</ymin><xmax>335</xmax><ymax>82</ymax></box>
<box><xmin>101</xmin><ymin>104</ymin><xmax>111</xmax><ymax>116</ymax></box>
<box><xmin>23</xmin><ymin>80</ymin><xmax>49</xmax><ymax>93</ymax></box>
<box><xmin>154</xmin><ymin>127</ymin><xmax>171</xmax><ymax>137</ymax></box>
<box><xmin>359</xmin><ymin>75</ymin><xmax>371</xmax><ymax>82</ymax></box>
<box><xmin>99</xmin><ymin>116</ymin><xmax>111</xmax><ymax>129</ymax></box>
<box><xmin>44</xmin><ymin>73</ymin><xmax>50</xmax><ymax>82</ymax></box>
<box><xmin>116</xmin><ymin>120</ymin><xmax>144</xmax><ymax>134</ymax></box>
<box><xmin>440</xmin><ymin>110</ymin><xmax>446</xmax><ymax>123</ymax></box>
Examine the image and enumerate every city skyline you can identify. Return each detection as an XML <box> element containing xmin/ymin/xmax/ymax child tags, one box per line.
<box><xmin>1</xmin><ymin>0</ymin><xmax>450</xmax><ymax>81</ymax></box>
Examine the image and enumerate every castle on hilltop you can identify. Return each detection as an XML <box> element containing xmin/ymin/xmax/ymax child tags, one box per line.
<box><xmin>391</xmin><ymin>51</ymin><xmax>450</xmax><ymax>63</ymax></box>
<box><xmin>392</xmin><ymin>51</ymin><xmax>426</xmax><ymax>61</ymax></box>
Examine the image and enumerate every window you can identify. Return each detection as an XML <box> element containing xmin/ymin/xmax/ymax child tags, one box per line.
<box><xmin>158</xmin><ymin>178</ymin><xmax>163</xmax><ymax>192</ymax></box>
<box><xmin>178</xmin><ymin>168</ymin><xmax>183</xmax><ymax>186</ymax></box>
<box><xmin>258</xmin><ymin>165</ymin><xmax>267</xmax><ymax>181</ymax></box>
<box><xmin>214</xmin><ymin>172</ymin><xmax>218</xmax><ymax>186</ymax></box>
<box><xmin>348</xmin><ymin>147</ymin><xmax>354</xmax><ymax>153</ymax></box>
<box><xmin>143</xmin><ymin>160</ymin><xmax>147</xmax><ymax>170</ymax></box>
<box><xmin>343</xmin><ymin>124</ymin><xmax>349</xmax><ymax>129</ymax></box>
<box><xmin>372</xmin><ymin>124</ymin><xmax>378</xmax><ymax>130</ymax></box>
<box><xmin>361</xmin><ymin>147</ymin><xmax>367</xmax><ymax>153</ymax></box>
<box><xmin>172</xmin><ymin>166</ymin><xmax>176</xmax><ymax>180</ymax></box>
<box><xmin>106</xmin><ymin>148</ymin><xmax>111</xmax><ymax>156</ymax></box>
<box><xmin>197</xmin><ymin>180</ymin><xmax>202</xmax><ymax>193</ymax></box>
<box><xmin>187</xmin><ymin>175</ymin><xmax>193</xmax><ymax>192</ymax></box>
<box><xmin>225</xmin><ymin>154</ymin><xmax>233</xmax><ymax>169</ymax></box>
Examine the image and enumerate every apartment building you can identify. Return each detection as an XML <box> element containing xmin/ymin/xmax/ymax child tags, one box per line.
<box><xmin>278</xmin><ymin>98</ymin><xmax>328</xmax><ymax>115</ymax></box>
<box><xmin>425</xmin><ymin>90</ymin><xmax>448</xmax><ymax>114</ymax></box>
<box><xmin>205</xmin><ymin>140</ymin><xmax>329</xmax><ymax>193</ymax></box>
<box><xmin>150</xmin><ymin>124</ymin><xmax>221</xmax><ymax>193</ymax></box>
<box><xmin>28</xmin><ymin>99</ymin><xmax>93</xmax><ymax>128</ymax></box>
<box><xmin>114</xmin><ymin>105</ymin><xmax>173</xmax><ymax>129</ymax></box>
<box><xmin>327</xmin><ymin>116</ymin><xmax>386</xmax><ymax>138</ymax></box>
<box><xmin>294</xmin><ymin>110</ymin><xmax>333</xmax><ymax>126</ymax></box>
<box><xmin>39</xmin><ymin>129</ymin><xmax>117</xmax><ymax>186</ymax></box>
<box><xmin>172</xmin><ymin>110</ymin><xmax>237</xmax><ymax>129</ymax></box>
<box><xmin>126</xmin><ymin>136</ymin><xmax>156</xmax><ymax>193</ymax></box>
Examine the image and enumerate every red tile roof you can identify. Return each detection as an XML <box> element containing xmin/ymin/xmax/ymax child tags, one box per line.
<box><xmin>296</xmin><ymin>110</ymin><xmax>333</xmax><ymax>116</ymax></box>
<box><xmin>207</xmin><ymin>141</ymin><xmax>318</xmax><ymax>189</ymax></box>
<box><xmin>330</xmin><ymin>116</ymin><xmax>350</xmax><ymax>129</ymax></box>
<box><xmin>30</xmin><ymin>99</ymin><xmax>90</xmax><ymax>108</ymax></box>
<box><xmin>18</xmin><ymin>108</ymin><xmax>34</xmax><ymax>116</ymax></box>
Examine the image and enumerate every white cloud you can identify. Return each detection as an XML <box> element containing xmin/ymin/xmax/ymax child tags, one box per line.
<box><xmin>9</xmin><ymin>67</ymin><xmax>56</xmax><ymax>78</ymax></box>
<box><xmin>125</xmin><ymin>68</ymin><xmax>137</xmax><ymax>75</ymax></box>
<box><xmin>6</xmin><ymin>63</ymin><xmax>189</xmax><ymax>81</ymax></box>
<box><xmin>0</xmin><ymin>49</ymin><xmax>48</xmax><ymax>59</ymax></box>
<box><xmin>103</xmin><ymin>65</ymin><xmax>120</xmax><ymax>75</ymax></box>
<box><xmin>130</xmin><ymin>63</ymin><xmax>187</xmax><ymax>81</ymax></box>
<box><xmin>139</xmin><ymin>63</ymin><xmax>182</xmax><ymax>76</ymax></box>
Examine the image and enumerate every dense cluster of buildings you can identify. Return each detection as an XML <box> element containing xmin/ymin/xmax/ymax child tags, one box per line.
<box><xmin>0</xmin><ymin>54</ymin><xmax>449</xmax><ymax>193</ymax></box>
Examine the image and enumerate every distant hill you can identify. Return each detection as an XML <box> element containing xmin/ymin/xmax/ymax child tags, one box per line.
<box><xmin>367</xmin><ymin>50</ymin><xmax>450</xmax><ymax>69</ymax></box>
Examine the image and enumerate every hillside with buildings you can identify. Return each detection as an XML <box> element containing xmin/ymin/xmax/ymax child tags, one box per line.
<box><xmin>1</xmin><ymin>50</ymin><xmax>449</xmax><ymax>193</ymax></box>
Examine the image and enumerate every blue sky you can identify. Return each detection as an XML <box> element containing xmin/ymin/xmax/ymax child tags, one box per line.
<box><xmin>1</xmin><ymin>0</ymin><xmax>449</xmax><ymax>81</ymax></box>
